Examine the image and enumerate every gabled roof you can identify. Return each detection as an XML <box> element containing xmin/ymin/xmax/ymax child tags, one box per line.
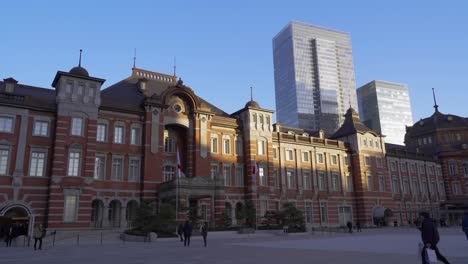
<box><xmin>330</xmin><ymin>107</ymin><xmax>380</xmax><ymax>139</ymax></box>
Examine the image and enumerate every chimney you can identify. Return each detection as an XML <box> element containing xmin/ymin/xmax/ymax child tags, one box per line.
<box><xmin>3</xmin><ymin>77</ymin><xmax>18</xmax><ymax>93</ymax></box>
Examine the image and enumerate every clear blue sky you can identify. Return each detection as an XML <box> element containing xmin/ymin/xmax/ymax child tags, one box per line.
<box><xmin>1</xmin><ymin>0</ymin><xmax>467</xmax><ymax>122</ymax></box>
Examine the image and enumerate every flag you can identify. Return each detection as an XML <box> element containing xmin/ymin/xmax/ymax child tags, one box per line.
<box><xmin>177</xmin><ymin>149</ymin><xmax>181</xmax><ymax>178</ymax></box>
<box><xmin>252</xmin><ymin>160</ymin><xmax>258</xmax><ymax>182</ymax></box>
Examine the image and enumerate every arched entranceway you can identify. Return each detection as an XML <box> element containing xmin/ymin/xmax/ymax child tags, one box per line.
<box><xmin>0</xmin><ymin>205</ymin><xmax>32</xmax><ymax>239</ymax></box>
<box><xmin>91</xmin><ymin>200</ymin><xmax>105</xmax><ymax>228</ymax></box>
<box><xmin>108</xmin><ymin>200</ymin><xmax>122</xmax><ymax>228</ymax></box>
<box><xmin>126</xmin><ymin>200</ymin><xmax>138</xmax><ymax>228</ymax></box>
<box><xmin>163</xmin><ymin>124</ymin><xmax>188</xmax><ymax>179</ymax></box>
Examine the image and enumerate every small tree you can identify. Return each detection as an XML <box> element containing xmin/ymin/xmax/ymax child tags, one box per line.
<box><xmin>220</xmin><ymin>210</ymin><xmax>232</xmax><ymax>228</ymax></box>
<box><xmin>133</xmin><ymin>200</ymin><xmax>157</xmax><ymax>233</ymax></box>
<box><xmin>154</xmin><ymin>203</ymin><xmax>176</xmax><ymax>234</ymax></box>
<box><xmin>280</xmin><ymin>202</ymin><xmax>305</xmax><ymax>232</ymax></box>
<box><xmin>238</xmin><ymin>200</ymin><xmax>256</xmax><ymax>227</ymax></box>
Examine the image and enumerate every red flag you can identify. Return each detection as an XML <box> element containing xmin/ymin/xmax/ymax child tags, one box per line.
<box><xmin>177</xmin><ymin>149</ymin><xmax>181</xmax><ymax>178</ymax></box>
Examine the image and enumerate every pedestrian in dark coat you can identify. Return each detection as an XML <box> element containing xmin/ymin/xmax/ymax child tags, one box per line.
<box><xmin>346</xmin><ymin>221</ymin><xmax>353</xmax><ymax>233</ymax></box>
<box><xmin>356</xmin><ymin>222</ymin><xmax>362</xmax><ymax>232</ymax></box>
<box><xmin>5</xmin><ymin>225</ymin><xmax>13</xmax><ymax>247</ymax></box>
<box><xmin>177</xmin><ymin>223</ymin><xmax>184</xmax><ymax>242</ymax></box>
<box><xmin>462</xmin><ymin>211</ymin><xmax>468</xmax><ymax>241</ymax></box>
<box><xmin>183</xmin><ymin>221</ymin><xmax>192</xmax><ymax>247</ymax></box>
<box><xmin>200</xmin><ymin>222</ymin><xmax>208</xmax><ymax>247</ymax></box>
<box><xmin>419</xmin><ymin>212</ymin><xmax>450</xmax><ymax>264</ymax></box>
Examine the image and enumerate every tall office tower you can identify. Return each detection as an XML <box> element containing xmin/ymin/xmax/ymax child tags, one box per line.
<box><xmin>273</xmin><ymin>21</ymin><xmax>358</xmax><ymax>134</ymax></box>
<box><xmin>357</xmin><ymin>80</ymin><xmax>414</xmax><ymax>145</ymax></box>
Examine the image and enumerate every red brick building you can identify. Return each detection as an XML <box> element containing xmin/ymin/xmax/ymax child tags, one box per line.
<box><xmin>0</xmin><ymin>64</ymin><xmax>459</xmax><ymax>233</ymax></box>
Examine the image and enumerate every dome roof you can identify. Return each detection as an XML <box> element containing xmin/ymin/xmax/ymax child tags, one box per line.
<box><xmin>410</xmin><ymin>111</ymin><xmax>468</xmax><ymax>133</ymax></box>
<box><xmin>245</xmin><ymin>100</ymin><xmax>260</xmax><ymax>108</ymax></box>
<box><xmin>69</xmin><ymin>66</ymin><xmax>89</xmax><ymax>77</ymax></box>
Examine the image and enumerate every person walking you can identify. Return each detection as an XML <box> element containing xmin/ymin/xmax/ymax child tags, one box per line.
<box><xmin>462</xmin><ymin>211</ymin><xmax>468</xmax><ymax>241</ymax></box>
<box><xmin>5</xmin><ymin>225</ymin><xmax>13</xmax><ymax>247</ymax></box>
<box><xmin>346</xmin><ymin>221</ymin><xmax>353</xmax><ymax>233</ymax></box>
<box><xmin>356</xmin><ymin>222</ymin><xmax>362</xmax><ymax>232</ymax></box>
<box><xmin>33</xmin><ymin>224</ymin><xmax>44</xmax><ymax>250</ymax></box>
<box><xmin>177</xmin><ymin>222</ymin><xmax>184</xmax><ymax>242</ymax></box>
<box><xmin>419</xmin><ymin>212</ymin><xmax>450</xmax><ymax>264</ymax></box>
<box><xmin>200</xmin><ymin>222</ymin><xmax>208</xmax><ymax>247</ymax></box>
<box><xmin>183</xmin><ymin>220</ymin><xmax>192</xmax><ymax>247</ymax></box>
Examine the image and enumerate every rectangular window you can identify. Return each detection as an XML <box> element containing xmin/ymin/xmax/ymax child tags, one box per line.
<box><xmin>401</xmin><ymin>163</ymin><xmax>407</xmax><ymax>172</ymax></box>
<box><xmin>376</xmin><ymin>157</ymin><xmax>383</xmax><ymax>168</ymax></box>
<box><xmin>305</xmin><ymin>202</ymin><xmax>312</xmax><ymax>224</ymax></box>
<box><xmin>286</xmin><ymin>149</ymin><xmax>294</xmax><ymax>161</ymax></box>
<box><xmin>211</xmin><ymin>137</ymin><xmax>218</xmax><ymax>153</ymax></box>
<box><xmin>33</xmin><ymin>121</ymin><xmax>48</xmax><ymax>136</ymax></box>
<box><xmin>365</xmin><ymin>156</ymin><xmax>371</xmax><ymax>166</ymax></box>
<box><xmin>346</xmin><ymin>174</ymin><xmax>353</xmax><ymax>192</ymax></box>
<box><xmin>463</xmin><ymin>163</ymin><xmax>468</xmax><ymax>177</ymax></box>
<box><xmin>317</xmin><ymin>153</ymin><xmax>324</xmax><ymax>163</ymax></box>
<box><xmin>392</xmin><ymin>178</ymin><xmax>399</xmax><ymax>193</ymax></box>
<box><xmin>129</xmin><ymin>158</ymin><xmax>140</xmax><ymax>182</ymax></box>
<box><xmin>94</xmin><ymin>156</ymin><xmax>105</xmax><ymax>180</ymax></box>
<box><xmin>318</xmin><ymin>172</ymin><xmax>325</xmax><ymax>191</ymax></box>
<box><xmin>0</xmin><ymin>116</ymin><xmax>13</xmax><ymax>133</ymax></box>
<box><xmin>130</xmin><ymin>127</ymin><xmax>141</xmax><ymax>145</ymax></box>
<box><xmin>287</xmin><ymin>170</ymin><xmax>294</xmax><ymax>189</ymax></box>
<box><xmin>274</xmin><ymin>169</ymin><xmax>279</xmax><ymax>189</ymax></box>
<box><xmin>331</xmin><ymin>155</ymin><xmax>338</xmax><ymax>165</ymax></box>
<box><xmin>258</xmin><ymin>141</ymin><xmax>265</xmax><ymax>155</ymax></box>
<box><xmin>164</xmin><ymin>130</ymin><xmax>176</xmax><ymax>153</ymax></box>
<box><xmin>259</xmin><ymin>167</ymin><xmax>266</xmax><ymax>186</ymax></box>
<box><xmin>235</xmin><ymin>165</ymin><xmax>244</xmax><ymax>186</ymax></box>
<box><xmin>403</xmin><ymin>179</ymin><xmax>409</xmax><ymax>194</ymax></box>
<box><xmin>272</xmin><ymin>148</ymin><xmax>277</xmax><ymax>159</ymax></box>
<box><xmin>367</xmin><ymin>175</ymin><xmax>373</xmax><ymax>191</ymax></box>
<box><xmin>114</xmin><ymin>126</ymin><xmax>124</xmax><ymax>144</ymax></box>
<box><xmin>96</xmin><ymin>124</ymin><xmax>106</xmax><ymax>142</ymax></box>
<box><xmin>344</xmin><ymin>156</ymin><xmax>350</xmax><ymax>166</ymax></box>
<box><xmin>332</xmin><ymin>173</ymin><xmax>339</xmax><ymax>191</ymax></box>
<box><xmin>67</xmin><ymin>151</ymin><xmax>80</xmax><ymax>176</ymax></box>
<box><xmin>163</xmin><ymin>166</ymin><xmax>175</xmax><ymax>182</ymax></box>
<box><xmin>71</xmin><ymin>117</ymin><xmax>83</xmax><ymax>136</ymax></box>
<box><xmin>210</xmin><ymin>164</ymin><xmax>218</xmax><ymax>179</ymax></box>
<box><xmin>222</xmin><ymin>138</ymin><xmax>230</xmax><ymax>154</ymax></box>
<box><xmin>378</xmin><ymin>175</ymin><xmax>385</xmax><ymax>192</ymax></box>
<box><xmin>448</xmin><ymin>162</ymin><xmax>457</xmax><ymax>175</ymax></box>
<box><xmin>235</xmin><ymin>139</ymin><xmax>242</xmax><ymax>156</ymax></box>
<box><xmin>303</xmin><ymin>171</ymin><xmax>311</xmax><ymax>190</ymax></box>
<box><xmin>452</xmin><ymin>182</ymin><xmax>461</xmax><ymax>195</ymax></box>
<box><xmin>0</xmin><ymin>149</ymin><xmax>9</xmax><ymax>175</ymax></box>
<box><xmin>260</xmin><ymin>200</ymin><xmax>268</xmax><ymax>217</ymax></box>
<box><xmin>413</xmin><ymin>180</ymin><xmax>420</xmax><ymax>194</ymax></box>
<box><xmin>64</xmin><ymin>195</ymin><xmax>78</xmax><ymax>222</ymax></box>
<box><xmin>411</xmin><ymin>164</ymin><xmax>417</xmax><ymax>173</ymax></box>
<box><xmin>29</xmin><ymin>151</ymin><xmax>46</xmax><ymax>177</ymax></box>
<box><xmin>111</xmin><ymin>157</ymin><xmax>123</xmax><ymax>181</ymax></box>
<box><xmin>320</xmin><ymin>202</ymin><xmax>328</xmax><ymax>224</ymax></box>
<box><xmin>302</xmin><ymin>151</ymin><xmax>309</xmax><ymax>162</ymax></box>
<box><xmin>223</xmin><ymin>165</ymin><xmax>231</xmax><ymax>186</ymax></box>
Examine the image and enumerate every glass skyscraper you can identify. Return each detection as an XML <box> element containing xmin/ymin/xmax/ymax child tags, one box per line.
<box><xmin>357</xmin><ymin>80</ymin><xmax>414</xmax><ymax>145</ymax></box>
<box><xmin>273</xmin><ymin>21</ymin><xmax>358</xmax><ymax>135</ymax></box>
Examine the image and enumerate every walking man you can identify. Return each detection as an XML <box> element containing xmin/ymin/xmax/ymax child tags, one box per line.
<box><xmin>356</xmin><ymin>222</ymin><xmax>362</xmax><ymax>232</ymax></box>
<box><xmin>33</xmin><ymin>224</ymin><xmax>44</xmax><ymax>250</ymax></box>
<box><xmin>462</xmin><ymin>211</ymin><xmax>468</xmax><ymax>241</ymax></box>
<box><xmin>200</xmin><ymin>222</ymin><xmax>208</xmax><ymax>247</ymax></box>
<box><xmin>177</xmin><ymin>222</ymin><xmax>184</xmax><ymax>242</ymax></box>
<box><xmin>183</xmin><ymin>220</ymin><xmax>192</xmax><ymax>247</ymax></box>
<box><xmin>419</xmin><ymin>212</ymin><xmax>450</xmax><ymax>264</ymax></box>
<box><xmin>346</xmin><ymin>221</ymin><xmax>353</xmax><ymax>233</ymax></box>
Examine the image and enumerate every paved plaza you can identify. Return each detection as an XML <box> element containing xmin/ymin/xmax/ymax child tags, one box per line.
<box><xmin>1</xmin><ymin>228</ymin><xmax>467</xmax><ymax>264</ymax></box>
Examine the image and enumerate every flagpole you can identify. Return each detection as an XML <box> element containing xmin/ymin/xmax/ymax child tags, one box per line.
<box><xmin>176</xmin><ymin>148</ymin><xmax>180</xmax><ymax>223</ymax></box>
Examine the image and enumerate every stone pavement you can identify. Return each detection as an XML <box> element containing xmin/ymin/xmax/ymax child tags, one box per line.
<box><xmin>1</xmin><ymin>227</ymin><xmax>467</xmax><ymax>264</ymax></box>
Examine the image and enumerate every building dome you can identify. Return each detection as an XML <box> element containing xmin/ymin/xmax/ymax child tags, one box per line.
<box><xmin>245</xmin><ymin>100</ymin><xmax>260</xmax><ymax>109</ymax></box>
<box><xmin>69</xmin><ymin>66</ymin><xmax>89</xmax><ymax>77</ymax></box>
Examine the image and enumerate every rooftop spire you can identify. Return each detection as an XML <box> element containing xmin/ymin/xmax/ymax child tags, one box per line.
<box><xmin>133</xmin><ymin>48</ymin><xmax>136</xmax><ymax>69</ymax></box>
<box><xmin>78</xmin><ymin>49</ymin><xmax>82</xmax><ymax>67</ymax></box>
<box><xmin>250</xmin><ymin>86</ymin><xmax>253</xmax><ymax>101</ymax></box>
<box><xmin>173</xmin><ymin>56</ymin><xmax>176</xmax><ymax>77</ymax></box>
<box><xmin>432</xmin><ymin>88</ymin><xmax>439</xmax><ymax>112</ymax></box>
